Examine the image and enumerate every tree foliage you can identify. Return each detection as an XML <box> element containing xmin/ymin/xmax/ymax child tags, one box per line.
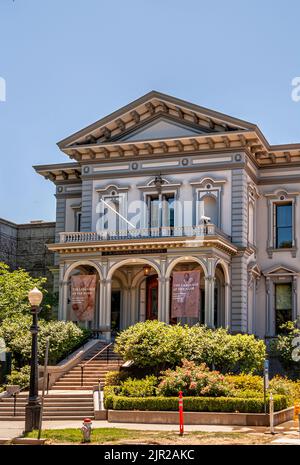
<box><xmin>0</xmin><ymin>262</ymin><xmax>47</xmax><ymax>321</ymax></box>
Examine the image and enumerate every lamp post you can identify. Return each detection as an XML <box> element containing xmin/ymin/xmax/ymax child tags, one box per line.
<box><xmin>25</xmin><ymin>287</ymin><xmax>43</xmax><ymax>433</ymax></box>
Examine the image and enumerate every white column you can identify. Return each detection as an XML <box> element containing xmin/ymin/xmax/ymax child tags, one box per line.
<box><xmin>98</xmin><ymin>280</ymin><xmax>106</xmax><ymax>328</ymax></box>
<box><xmin>158</xmin><ymin>277</ymin><xmax>169</xmax><ymax>323</ymax></box>
<box><xmin>103</xmin><ymin>278</ymin><xmax>112</xmax><ymax>341</ymax></box>
<box><xmin>224</xmin><ymin>282</ymin><xmax>231</xmax><ymax>330</ymax></box>
<box><xmin>158</xmin><ymin>258</ymin><xmax>166</xmax><ymax>322</ymax></box>
<box><xmin>59</xmin><ymin>281</ymin><xmax>68</xmax><ymax>321</ymax></box>
<box><xmin>204</xmin><ymin>259</ymin><xmax>216</xmax><ymax>328</ymax></box>
<box><xmin>265</xmin><ymin>277</ymin><xmax>272</xmax><ymax>336</ymax></box>
<box><xmin>130</xmin><ymin>286</ymin><xmax>137</xmax><ymax>325</ymax></box>
<box><xmin>165</xmin><ymin>277</ymin><xmax>171</xmax><ymax>324</ymax></box>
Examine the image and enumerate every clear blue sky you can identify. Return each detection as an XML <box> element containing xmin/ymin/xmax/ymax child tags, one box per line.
<box><xmin>1</xmin><ymin>0</ymin><xmax>300</xmax><ymax>223</ymax></box>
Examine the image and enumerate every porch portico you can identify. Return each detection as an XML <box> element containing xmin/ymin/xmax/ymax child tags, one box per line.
<box><xmin>57</xmin><ymin>244</ymin><xmax>232</xmax><ymax>340</ymax></box>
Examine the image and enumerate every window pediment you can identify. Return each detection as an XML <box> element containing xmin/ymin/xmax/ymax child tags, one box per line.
<box><xmin>263</xmin><ymin>265</ymin><xmax>299</xmax><ymax>276</ymax></box>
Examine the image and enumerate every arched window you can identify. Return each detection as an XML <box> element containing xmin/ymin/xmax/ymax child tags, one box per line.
<box><xmin>203</xmin><ymin>195</ymin><xmax>218</xmax><ymax>225</ymax></box>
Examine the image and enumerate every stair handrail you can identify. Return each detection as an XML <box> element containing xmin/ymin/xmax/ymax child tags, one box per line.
<box><xmin>80</xmin><ymin>342</ymin><xmax>113</xmax><ymax>387</ymax></box>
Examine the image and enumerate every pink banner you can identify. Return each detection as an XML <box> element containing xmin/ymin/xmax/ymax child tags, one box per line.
<box><xmin>71</xmin><ymin>275</ymin><xmax>96</xmax><ymax>321</ymax></box>
<box><xmin>171</xmin><ymin>271</ymin><xmax>200</xmax><ymax>318</ymax></box>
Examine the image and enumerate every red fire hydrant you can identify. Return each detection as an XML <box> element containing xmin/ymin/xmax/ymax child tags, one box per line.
<box><xmin>81</xmin><ymin>418</ymin><xmax>92</xmax><ymax>443</ymax></box>
<box><xmin>179</xmin><ymin>391</ymin><xmax>184</xmax><ymax>436</ymax></box>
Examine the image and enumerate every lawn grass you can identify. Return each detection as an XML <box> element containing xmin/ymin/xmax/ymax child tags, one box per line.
<box><xmin>25</xmin><ymin>428</ymin><xmax>272</xmax><ymax>445</ymax></box>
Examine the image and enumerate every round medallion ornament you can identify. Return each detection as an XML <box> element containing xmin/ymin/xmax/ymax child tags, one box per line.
<box><xmin>235</xmin><ymin>154</ymin><xmax>242</xmax><ymax>162</ymax></box>
<box><xmin>181</xmin><ymin>158</ymin><xmax>189</xmax><ymax>166</ymax></box>
<box><xmin>83</xmin><ymin>166</ymin><xmax>90</xmax><ymax>174</ymax></box>
<box><xmin>131</xmin><ymin>162</ymin><xmax>138</xmax><ymax>170</ymax></box>
<box><xmin>57</xmin><ymin>186</ymin><xmax>63</xmax><ymax>193</ymax></box>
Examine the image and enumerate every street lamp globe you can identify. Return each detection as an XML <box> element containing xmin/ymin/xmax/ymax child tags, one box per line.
<box><xmin>28</xmin><ymin>287</ymin><xmax>43</xmax><ymax>307</ymax></box>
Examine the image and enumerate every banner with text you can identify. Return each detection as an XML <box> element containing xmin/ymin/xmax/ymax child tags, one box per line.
<box><xmin>71</xmin><ymin>274</ymin><xmax>96</xmax><ymax>321</ymax></box>
<box><xmin>171</xmin><ymin>270</ymin><xmax>200</xmax><ymax>318</ymax></box>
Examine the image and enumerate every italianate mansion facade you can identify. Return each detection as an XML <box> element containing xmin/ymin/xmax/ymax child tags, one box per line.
<box><xmin>33</xmin><ymin>91</ymin><xmax>300</xmax><ymax>340</ymax></box>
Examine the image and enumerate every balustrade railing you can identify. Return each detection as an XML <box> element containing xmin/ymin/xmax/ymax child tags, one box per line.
<box><xmin>59</xmin><ymin>224</ymin><xmax>230</xmax><ymax>244</ymax></box>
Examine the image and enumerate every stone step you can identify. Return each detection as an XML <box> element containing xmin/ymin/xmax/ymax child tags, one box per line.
<box><xmin>0</xmin><ymin>416</ymin><xmax>95</xmax><ymax>421</ymax></box>
<box><xmin>0</xmin><ymin>405</ymin><xmax>94</xmax><ymax>411</ymax></box>
<box><xmin>51</xmin><ymin>386</ymin><xmax>95</xmax><ymax>390</ymax></box>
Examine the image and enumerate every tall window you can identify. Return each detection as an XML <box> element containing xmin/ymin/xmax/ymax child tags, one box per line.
<box><xmin>275</xmin><ymin>202</ymin><xmax>292</xmax><ymax>248</ymax></box>
<box><xmin>275</xmin><ymin>283</ymin><xmax>292</xmax><ymax>334</ymax></box>
<box><xmin>75</xmin><ymin>211</ymin><xmax>81</xmax><ymax>232</ymax></box>
<box><xmin>147</xmin><ymin>193</ymin><xmax>175</xmax><ymax>233</ymax></box>
<box><xmin>203</xmin><ymin>195</ymin><xmax>218</xmax><ymax>225</ymax></box>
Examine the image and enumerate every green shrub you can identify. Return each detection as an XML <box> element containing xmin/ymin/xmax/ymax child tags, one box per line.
<box><xmin>114</xmin><ymin>321</ymin><xmax>266</xmax><ymax>374</ymax></box>
<box><xmin>111</xmin><ymin>395</ymin><xmax>288</xmax><ymax>413</ymax></box>
<box><xmin>105</xmin><ymin>370</ymin><xmax>128</xmax><ymax>386</ymax></box>
<box><xmin>269</xmin><ymin>321</ymin><xmax>300</xmax><ymax>374</ymax></box>
<box><xmin>103</xmin><ymin>385</ymin><xmax>120</xmax><ymax>409</ymax></box>
<box><xmin>230</xmin><ymin>390</ymin><xmax>263</xmax><ymax>399</ymax></box>
<box><xmin>0</xmin><ymin>314</ymin><xmax>90</xmax><ymax>366</ymax></box>
<box><xmin>119</xmin><ymin>375</ymin><xmax>158</xmax><ymax>397</ymax></box>
<box><xmin>269</xmin><ymin>375</ymin><xmax>300</xmax><ymax>403</ymax></box>
<box><xmin>226</xmin><ymin>374</ymin><xmax>263</xmax><ymax>391</ymax></box>
<box><xmin>6</xmin><ymin>365</ymin><xmax>30</xmax><ymax>389</ymax></box>
<box><xmin>157</xmin><ymin>360</ymin><xmax>230</xmax><ymax>397</ymax></box>
<box><xmin>114</xmin><ymin>320</ymin><xmax>177</xmax><ymax>369</ymax></box>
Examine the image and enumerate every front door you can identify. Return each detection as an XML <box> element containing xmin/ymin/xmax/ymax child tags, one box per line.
<box><xmin>146</xmin><ymin>275</ymin><xmax>159</xmax><ymax>320</ymax></box>
<box><xmin>111</xmin><ymin>290</ymin><xmax>121</xmax><ymax>335</ymax></box>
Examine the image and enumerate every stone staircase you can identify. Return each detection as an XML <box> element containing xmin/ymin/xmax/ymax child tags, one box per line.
<box><xmin>0</xmin><ymin>392</ymin><xmax>94</xmax><ymax>421</ymax></box>
<box><xmin>0</xmin><ymin>341</ymin><xmax>122</xmax><ymax>421</ymax></box>
<box><xmin>51</xmin><ymin>341</ymin><xmax>122</xmax><ymax>390</ymax></box>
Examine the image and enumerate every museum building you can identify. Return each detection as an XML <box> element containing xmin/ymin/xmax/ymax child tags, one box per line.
<box><xmin>34</xmin><ymin>91</ymin><xmax>300</xmax><ymax>340</ymax></box>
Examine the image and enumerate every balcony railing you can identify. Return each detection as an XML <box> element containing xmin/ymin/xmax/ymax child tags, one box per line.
<box><xmin>59</xmin><ymin>225</ymin><xmax>231</xmax><ymax>244</ymax></box>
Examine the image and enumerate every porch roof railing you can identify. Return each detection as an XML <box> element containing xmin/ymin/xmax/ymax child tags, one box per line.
<box><xmin>59</xmin><ymin>225</ymin><xmax>231</xmax><ymax>244</ymax></box>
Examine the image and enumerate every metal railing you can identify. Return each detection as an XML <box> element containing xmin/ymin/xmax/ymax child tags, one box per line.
<box><xmin>59</xmin><ymin>225</ymin><xmax>231</xmax><ymax>244</ymax></box>
<box><xmin>11</xmin><ymin>384</ymin><xmax>29</xmax><ymax>417</ymax></box>
<box><xmin>80</xmin><ymin>342</ymin><xmax>113</xmax><ymax>387</ymax></box>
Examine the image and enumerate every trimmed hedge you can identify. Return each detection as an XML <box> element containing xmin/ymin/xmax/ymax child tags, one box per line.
<box><xmin>104</xmin><ymin>391</ymin><xmax>288</xmax><ymax>413</ymax></box>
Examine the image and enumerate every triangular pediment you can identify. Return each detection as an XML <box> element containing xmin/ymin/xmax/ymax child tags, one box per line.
<box><xmin>263</xmin><ymin>265</ymin><xmax>299</xmax><ymax>276</ymax></box>
<box><xmin>58</xmin><ymin>90</ymin><xmax>254</xmax><ymax>150</ymax></box>
<box><xmin>117</xmin><ymin>116</ymin><xmax>204</xmax><ymax>142</ymax></box>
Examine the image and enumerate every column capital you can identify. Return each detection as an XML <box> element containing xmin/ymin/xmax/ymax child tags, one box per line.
<box><xmin>158</xmin><ymin>277</ymin><xmax>170</xmax><ymax>284</ymax></box>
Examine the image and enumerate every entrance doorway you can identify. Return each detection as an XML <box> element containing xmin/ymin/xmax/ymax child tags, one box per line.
<box><xmin>146</xmin><ymin>275</ymin><xmax>159</xmax><ymax>320</ymax></box>
<box><xmin>111</xmin><ymin>290</ymin><xmax>121</xmax><ymax>334</ymax></box>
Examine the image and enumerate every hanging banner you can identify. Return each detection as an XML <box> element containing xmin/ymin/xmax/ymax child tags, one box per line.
<box><xmin>171</xmin><ymin>270</ymin><xmax>200</xmax><ymax>318</ymax></box>
<box><xmin>71</xmin><ymin>275</ymin><xmax>96</xmax><ymax>321</ymax></box>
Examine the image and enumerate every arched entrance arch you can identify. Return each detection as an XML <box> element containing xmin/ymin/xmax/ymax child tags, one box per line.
<box><xmin>166</xmin><ymin>256</ymin><xmax>208</xmax><ymax>278</ymax></box>
<box><xmin>164</xmin><ymin>256</ymin><xmax>208</xmax><ymax>326</ymax></box>
<box><xmin>64</xmin><ymin>260</ymin><xmax>104</xmax><ymax>282</ymax></box>
<box><xmin>104</xmin><ymin>258</ymin><xmax>162</xmax><ymax>338</ymax></box>
<box><xmin>107</xmin><ymin>257</ymin><xmax>161</xmax><ymax>280</ymax></box>
<box><xmin>215</xmin><ymin>259</ymin><xmax>231</xmax><ymax>328</ymax></box>
<box><xmin>61</xmin><ymin>260</ymin><xmax>103</xmax><ymax>329</ymax></box>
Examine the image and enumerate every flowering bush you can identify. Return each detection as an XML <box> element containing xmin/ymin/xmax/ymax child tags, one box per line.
<box><xmin>157</xmin><ymin>360</ymin><xmax>230</xmax><ymax>397</ymax></box>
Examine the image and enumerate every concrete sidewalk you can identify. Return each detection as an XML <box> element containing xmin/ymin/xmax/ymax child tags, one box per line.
<box><xmin>0</xmin><ymin>419</ymin><xmax>299</xmax><ymax>440</ymax></box>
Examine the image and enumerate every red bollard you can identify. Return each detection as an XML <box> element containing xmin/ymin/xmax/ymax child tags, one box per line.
<box><xmin>179</xmin><ymin>390</ymin><xmax>184</xmax><ymax>436</ymax></box>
